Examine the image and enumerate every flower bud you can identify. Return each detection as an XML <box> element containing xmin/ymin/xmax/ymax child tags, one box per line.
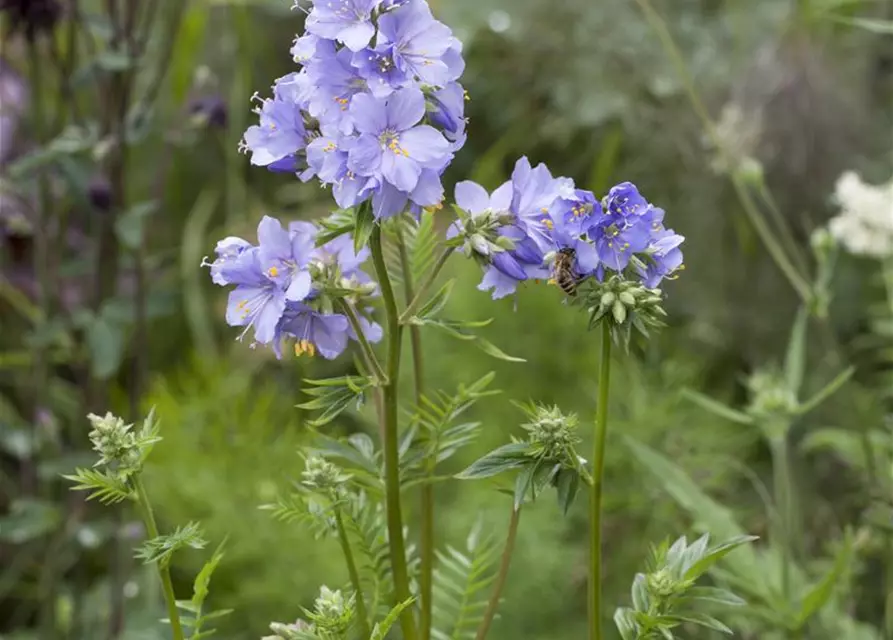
<box><xmin>305</xmin><ymin>586</ymin><xmax>355</xmax><ymax>636</ymax></box>
<box><xmin>87</xmin><ymin>412</ymin><xmax>139</xmax><ymax>470</ymax></box>
<box><xmin>522</xmin><ymin>404</ymin><xmax>580</xmax><ymax>462</ymax></box>
<box><xmin>646</xmin><ymin>568</ymin><xmax>682</xmax><ymax>598</ymax></box>
<box><xmin>88</xmin><ymin>175</ymin><xmax>113</xmax><ymax>212</ymax></box>
<box><xmin>746</xmin><ymin>369</ymin><xmax>798</xmax><ymax>420</ymax></box>
<box><xmin>470</xmin><ymin>233</ymin><xmax>490</xmax><ymax>256</ymax></box>
<box><xmin>301</xmin><ymin>455</ymin><xmax>351</xmax><ymax>492</ymax></box>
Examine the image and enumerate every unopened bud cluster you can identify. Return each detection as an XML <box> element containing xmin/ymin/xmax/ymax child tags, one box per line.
<box><xmin>522</xmin><ymin>404</ymin><xmax>580</xmax><ymax>462</ymax></box>
<box><xmin>262</xmin><ymin>619</ymin><xmax>314</xmax><ymax>640</ymax></box>
<box><xmin>453</xmin><ymin>206</ymin><xmax>517</xmax><ymax>266</ymax></box>
<box><xmin>87</xmin><ymin>412</ymin><xmax>141</xmax><ymax>472</ymax></box>
<box><xmin>746</xmin><ymin>369</ymin><xmax>798</xmax><ymax>421</ymax></box>
<box><xmin>646</xmin><ymin>567</ymin><xmax>691</xmax><ymax>599</ymax></box>
<box><xmin>301</xmin><ymin>456</ymin><xmax>351</xmax><ymax>493</ymax></box>
<box><xmin>583</xmin><ymin>275</ymin><xmax>666</xmax><ymax>329</ymax></box>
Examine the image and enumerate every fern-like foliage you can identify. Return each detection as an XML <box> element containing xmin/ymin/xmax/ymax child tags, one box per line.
<box><xmin>62</xmin><ymin>467</ymin><xmax>133</xmax><ymax>504</ymax></box>
<box><xmin>260</xmin><ymin>490</ymin><xmax>337</xmax><ymax>540</ymax></box>
<box><xmin>431</xmin><ymin>524</ymin><xmax>500</xmax><ymax>640</ymax></box>
<box><xmin>177</xmin><ymin>541</ymin><xmax>233</xmax><ymax>639</ymax></box>
<box><xmin>135</xmin><ymin>521</ymin><xmax>207</xmax><ymax>566</ymax></box>
<box><xmin>383</xmin><ymin>211</ymin><xmax>439</xmax><ymax>290</ymax></box>
<box><xmin>299</xmin><ymin>376</ymin><xmax>375</xmax><ymax>428</ymax></box>
<box><xmin>402</xmin><ymin>372</ymin><xmax>499</xmax><ymax>482</ymax></box>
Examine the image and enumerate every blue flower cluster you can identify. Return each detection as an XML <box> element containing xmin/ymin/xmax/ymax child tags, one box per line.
<box><xmin>205</xmin><ymin>215</ymin><xmax>382</xmax><ymax>358</ymax></box>
<box><xmin>241</xmin><ymin>0</ymin><xmax>466</xmax><ymax>219</ymax></box>
<box><xmin>450</xmin><ymin>158</ymin><xmax>685</xmax><ymax>299</ymax></box>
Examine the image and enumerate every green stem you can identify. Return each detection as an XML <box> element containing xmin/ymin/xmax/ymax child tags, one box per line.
<box><xmin>369</xmin><ymin>226</ymin><xmax>418</xmax><ymax>640</ymax></box>
<box><xmin>399</xmin><ymin>246</ymin><xmax>455</xmax><ymax>324</ymax></box>
<box><xmin>632</xmin><ymin>0</ymin><xmax>812</xmax><ymax>303</ymax></box>
<box><xmin>396</xmin><ymin>226</ymin><xmax>434</xmax><ymax>640</ymax></box>
<box><xmin>133</xmin><ymin>476</ymin><xmax>185</xmax><ymax>640</ymax></box>
<box><xmin>770</xmin><ymin>434</ymin><xmax>794</xmax><ymax>603</ymax></box>
<box><xmin>334</xmin><ymin>506</ymin><xmax>371</xmax><ymax>638</ymax></box>
<box><xmin>589</xmin><ymin>321</ymin><xmax>613</xmax><ymax>640</ymax></box>
<box><xmin>475</xmin><ymin>505</ymin><xmax>522</xmax><ymax>640</ymax></box>
<box><xmin>338</xmin><ymin>299</ymin><xmax>388</xmax><ymax>383</ymax></box>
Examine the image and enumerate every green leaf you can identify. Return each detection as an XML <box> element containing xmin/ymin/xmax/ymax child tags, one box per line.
<box><xmin>513</xmin><ymin>463</ymin><xmax>536</xmax><ymax>509</ymax></box>
<box><xmin>371</xmin><ymin>597</ymin><xmax>416</xmax><ymax>640</ymax></box>
<box><xmin>681</xmin><ymin>389</ymin><xmax>753</xmax><ymax>425</ymax></box>
<box><xmin>684</xmin><ymin>535</ymin><xmax>760</xmax><ymax>581</ymax></box>
<box><xmin>613</xmin><ymin>607</ymin><xmax>638</xmax><ymax>640</ymax></box>
<box><xmin>192</xmin><ymin>540</ymin><xmax>227</xmax><ymax>609</ymax></box>
<box><xmin>316</xmin><ymin>208</ymin><xmax>357</xmax><ymax>245</ymax></box>
<box><xmin>784</xmin><ymin>307</ymin><xmax>808</xmax><ymax>394</ymax></box>
<box><xmin>135</xmin><ymin>522</ymin><xmax>207</xmax><ymax>566</ymax></box>
<box><xmin>555</xmin><ymin>468</ymin><xmax>580</xmax><ymax>515</ymax></box>
<box><xmin>795</xmin><ymin>366</ymin><xmax>855</xmax><ymax>416</ymax></box>
<box><xmin>415</xmin><ymin>279</ymin><xmax>454</xmax><ymax>321</ymax></box>
<box><xmin>298</xmin><ymin>376</ymin><xmax>374</xmax><ymax>427</ymax></box>
<box><xmin>794</xmin><ymin>535</ymin><xmax>852</xmax><ymax>628</ymax></box>
<box><xmin>631</xmin><ymin>573</ymin><xmax>649</xmax><ymax>612</ymax></box>
<box><xmin>456</xmin><ymin>443</ymin><xmax>531</xmax><ymax>480</ymax></box>
<box><xmin>63</xmin><ymin>468</ymin><xmax>133</xmax><ymax>504</ymax></box>
<box><xmin>354</xmin><ymin>203</ymin><xmax>376</xmax><ymax>255</ymax></box>
<box><xmin>667</xmin><ymin>612</ymin><xmax>733</xmax><ymax>634</ymax></box>
<box><xmin>684</xmin><ymin>586</ymin><xmax>747</xmax><ymax>607</ymax></box>
<box><xmin>474</xmin><ymin>336</ymin><xmax>526</xmax><ymax>363</ymax></box>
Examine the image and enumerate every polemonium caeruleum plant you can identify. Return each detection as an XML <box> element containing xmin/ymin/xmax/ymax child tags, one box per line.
<box><xmin>70</xmin><ymin>1</ymin><xmax>753</xmax><ymax>639</ymax></box>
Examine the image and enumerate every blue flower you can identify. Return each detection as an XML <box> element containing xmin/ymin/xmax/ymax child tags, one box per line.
<box><xmin>276</xmin><ymin>303</ymin><xmax>352</xmax><ymax>359</ymax></box>
<box><xmin>304</xmin><ymin>41</ymin><xmax>369</xmax><ymax>132</ymax></box>
<box><xmin>546</xmin><ymin>189</ymin><xmax>601</xmax><ymax>278</ymax></box>
<box><xmin>592</xmin><ymin>182</ymin><xmax>655</xmax><ymax>272</ymax></box>
<box><xmin>208</xmin><ymin>216</ymin><xmax>315</xmax><ymax>345</ymax></box>
<box><xmin>347</xmin><ymin>87</ymin><xmax>451</xmax><ymax>216</ymax></box>
<box><xmin>451</xmin><ymin>180</ymin><xmax>548</xmax><ymax>300</ymax></box>
<box><xmin>636</xmin><ymin>207</ymin><xmax>684</xmax><ymax>287</ymax></box>
<box><xmin>305</xmin><ymin>132</ymin><xmax>378</xmax><ymax>208</ymax></box>
<box><xmin>428</xmin><ymin>82</ymin><xmax>467</xmax><ymax>148</ymax></box>
<box><xmin>305</xmin><ymin>0</ymin><xmax>383</xmax><ymax>52</ymax></box>
<box><xmin>351</xmin><ymin>44</ymin><xmax>409</xmax><ymax>97</ymax></box>
<box><xmin>241</xmin><ymin>74</ymin><xmax>312</xmax><ymax>171</ymax></box>
<box><xmin>377</xmin><ymin>0</ymin><xmax>457</xmax><ymax>87</ymax></box>
<box><xmin>509</xmin><ymin>156</ymin><xmax>573</xmax><ymax>253</ymax></box>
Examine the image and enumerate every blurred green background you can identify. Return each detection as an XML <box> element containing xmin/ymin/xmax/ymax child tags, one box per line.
<box><xmin>1</xmin><ymin>0</ymin><xmax>892</xmax><ymax>638</ymax></box>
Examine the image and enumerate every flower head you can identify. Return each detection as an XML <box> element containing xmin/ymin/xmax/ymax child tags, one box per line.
<box><xmin>301</xmin><ymin>455</ymin><xmax>351</xmax><ymax>491</ymax></box>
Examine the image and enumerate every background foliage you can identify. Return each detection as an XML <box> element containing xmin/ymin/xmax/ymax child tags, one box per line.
<box><xmin>1</xmin><ymin>0</ymin><xmax>891</xmax><ymax>638</ymax></box>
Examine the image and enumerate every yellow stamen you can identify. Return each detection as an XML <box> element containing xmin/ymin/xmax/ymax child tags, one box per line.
<box><xmin>268</xmin><ymin>266</ymin><xmax>279</xmax><ymax>277</ymax></box>
<box><xmin>294</xmin><ymin>340</ymin><xmax>317</xmax><ymax>357</ymax></box>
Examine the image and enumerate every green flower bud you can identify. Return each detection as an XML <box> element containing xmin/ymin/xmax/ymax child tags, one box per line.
<box><xmin>301</xmin><ymin>456</ymin><xmax>351</xmax><ymax>492</ymax></box>
<box><xmin>304</xmin><ymin>586</ymin><xmax>355</xmax><ymax>636</ymax></box>
<box><xmin>746</xmin><ymin>369</ymin><xmax>798</xmax><ymax>420</ymax></box>
<box><xmin>612</xmin><ymin>299</ymin><xmax>627</xmax><ymax>324</ymax></box>
<box><xmin>601</xmin><ymin>292</ymin><xmax>616</xmax><ymax>307</ymax></box>
<box><xmin>87</xmin><ymin>412</ymin><xmax>140</xmax><ymax>470</ymax></box>
<box><xmin>618</xmin><ymin>291</ymin><xmax>636</xmax><ymax>307</ymax></box>
<box><xmin>522</xmin><ymin>404</ymin><xmax>580</xmax><ymax>462</ymax></box>
<box><xmin>646</xmin><ymin>568</ymin><xmax>680</xmax><ymax>598</ymax></box>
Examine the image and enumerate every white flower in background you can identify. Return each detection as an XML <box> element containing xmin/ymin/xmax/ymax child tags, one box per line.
<box><xmin>707</xmin><ymin>102</ymin><xmax>764</xmax><ymax>178</ymax></box>
<box><xmin>829</xmin><ymin>171</ymin><xmax>893</xmax><ymax>259</ymax></box>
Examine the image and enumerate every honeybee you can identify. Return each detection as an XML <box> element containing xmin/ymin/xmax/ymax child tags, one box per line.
<box><xmin>551</xmin><ymin>248</ymin><xmax>579</xmax><ymax>297</ymax></box>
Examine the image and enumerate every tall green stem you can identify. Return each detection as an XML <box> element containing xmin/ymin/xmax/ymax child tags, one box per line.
<box><xmin>133</xmin><ymin>476</ymin><xmax>184</xmax><ymax>640</ymax></box>
<box><xmin>334</xmin><ymin>506</ymin><xmax>371</xmax><ymax>638</ymax></box>
<box><xmin>338</xmin><ymin>300</ymin><xmax>387</xmax><ymax>383</ymax></box>
<box><xmin>883</xmin><ymin>258</ymin><xmax>893</xmax><ymax>638</ymax></box>
<box><xmin>369</xmin><ymin>226</ymin><xmax>418</xmax><ymax>640</ymax></box>
<box><xmin>589</xmin><ymin>322</ymin><xmax>613</xmax><ymax>640</ymax></box>
<box><xmin>396</xmin><ymin>227</ymin><xmax>434</xmax><ymax>640</ymax></box>
<box><xmin>475</xmin><ymin>505</ymin><xmax>522</xmax><ymax>640</ymax></box>
<box><xmin>770</xmin><ymin>433</ymin><xmax>794</xmax><ymax>602</ymax></box>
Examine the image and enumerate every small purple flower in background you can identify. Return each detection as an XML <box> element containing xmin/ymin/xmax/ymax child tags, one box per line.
<box><xmin>305</xmin><ymin>0</ymin><xmax>382</xmax><ymax>52</ymax></box>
